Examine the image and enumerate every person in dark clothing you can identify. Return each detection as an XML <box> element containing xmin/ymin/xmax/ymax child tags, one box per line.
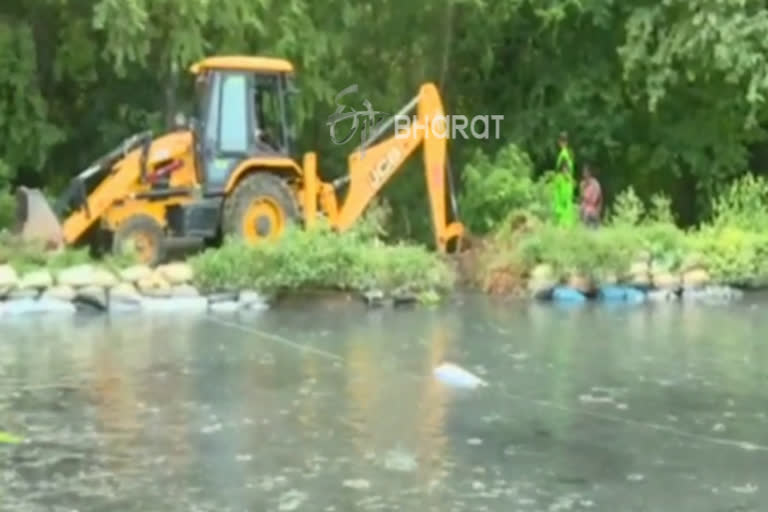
<box><xmin>579</xmin><ymin>164</ymin><xmax>602</xmax><ymax>228</ymax></box>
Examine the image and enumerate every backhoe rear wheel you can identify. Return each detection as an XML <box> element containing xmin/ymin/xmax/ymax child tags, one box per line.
<box><xmin>223</xmin><ymin>173</ymin><xmax>300</xmax><ymax>243</ymax></box>
<box><xmin>112</xmin><ymin>214</ymin><xmax>166</xmax><ymax>266</ymax></box>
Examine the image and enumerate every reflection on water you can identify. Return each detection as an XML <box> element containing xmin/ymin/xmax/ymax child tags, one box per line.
<box><xmin>2</xmin><ymin>294</ymin><xmax>768</xmax><ymax>511</ymax></box>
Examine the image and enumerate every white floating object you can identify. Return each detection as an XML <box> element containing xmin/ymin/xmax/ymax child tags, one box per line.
<box><xmin>433</xmin><ymin>363</ymin><xmax>489</xmax><ymax>389</ymax></box>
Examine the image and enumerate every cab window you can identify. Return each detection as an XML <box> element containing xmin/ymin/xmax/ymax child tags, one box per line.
<box><xmin>218</xmin><ymin>73</ymin><xmax>249</xmax><ymax>153</ymax></box>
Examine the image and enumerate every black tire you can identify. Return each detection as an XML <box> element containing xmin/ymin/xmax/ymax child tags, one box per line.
<box><xmin>112</xmin><ymin>214</ymin><xmax>166</xmax><ymax>266</ymax></box>
<box><xmin>223</xmin><ymin>173</ymin><xmax>300</xmax><ymax>242</ymax></box>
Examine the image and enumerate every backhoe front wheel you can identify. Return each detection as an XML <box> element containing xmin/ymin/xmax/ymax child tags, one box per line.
<box><xmin>112</xmin><ymin>214</ymin><xmax>166</xmax><ymax>266</ymax></box>
<box><xmin>224</xmin><ymin>173</ymin><xmax>300</xmax><ymax>243</ymax></box>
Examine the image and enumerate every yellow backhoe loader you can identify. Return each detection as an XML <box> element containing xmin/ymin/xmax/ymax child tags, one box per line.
<box><xmin>14</xmin><ymin>55</ymin><xmax>465</xmax><ymax>265</ymax></box>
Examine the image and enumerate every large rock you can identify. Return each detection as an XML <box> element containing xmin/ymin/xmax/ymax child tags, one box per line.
<box><xmin>43</xmin><ymin>285</ymin><xmax>77</xmax><ymax>302</ymax></box>
<box><xmin>652</xmin><ymin>271</ymin><xmax>681</xmax><ymax>291</ymax></box>
<box><xmin>156</xmin><ymin>263</ymin><xmax>194</xmax><ymax>285</ymax></box>
<box><xmin>7</xmin><ymin>288</ymin><xmax>40</xmax><ymax>301</ymax></box>
<box><xmin>111</xmin><ymin>282</ymin><xmax>141</xmax><ymax>301</ymax></box>
<box><xmin>207</xmin><ymin>291</ymin><xmax>238</xmax><ymax>303</ymax></box>
<box><xmin>109</xmin><ymin>283</ymin><xmax>143</xmax><ymax>312</ymax></box>
<box><xmin>92</xmin><ymin>268</ymin><xmax>119</xmax><ymax>287</ymax></box>
<box><xmin>75</xmin><ymin>286</ymin><xmax>108</xmax><ymax>310</ymax></box>
<box><xmin>682</xmin><ymin>269</ymin><xmax>710</xmax><ymax>289</ymax></box>
<box><xmin>172</xmin><ymin>284</ymin><xmax>200</xmax><ymax>298</ymax></box>
<box><xmin>120</xmin><ymin>265</ymin><xmax>152</xmax><ymax>283</ymax></box>
<box><xmin>57</xmin><ymin>265</ymin><xmax>117</xmax><ymax>288</ymax></box>
<box><xmin>647</xmin><ymin>289</ymin><xmax>678</xmax><ymax>302</ymax></box>
<box><xmin>682</xmin><ymin>285</ymin><xmax>742</xmax><ymax>303</ymax></box>
<box><xmin>137</xmin><ymin>273</ymin><xmax>172</xmax><ymax>297</ymax></box>
<box><xmin>362</xmin><ymin>289</ymin><xmax>385</xmax><ymax>307</ymax></box>
<box><xmin>19</xmin><ymin>269</ymin><xmax>53</xmax><ymax>290</ymax></box>
<box><xmin>0</xmin><ymin>298</ymin><xmax>76</xmax><ymax>316</ymax></box>
<box><xmin>239</xmin><ymin>290</ymin><xmax>269</xmax><ymax>310</ymax></box>
<box><xmin>0</xmin><ymin>265</ymin><xmax>18</xmax><ymax>295</ymax></box>
<box><xmin>527</xmin><ymin>263</ymin><xmax>557</xmax><ymax>298</ymax></box>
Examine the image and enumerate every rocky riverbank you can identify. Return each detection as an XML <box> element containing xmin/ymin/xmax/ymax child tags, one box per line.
<box><xmin>0</xmin><ymin>243</ymin><xmax>757</xmax><ymax>318</ymax></box>
<box><xmin>525</xmin><ymin>258</ymin><xmax>748</xmax><ymax>304</ymax></box>
<box><xmin>0</xmin><ymin>260</ymin><xmax>437</xmax><ymax>317</ymax></box>
<box><xmin>0</xmin><ymin>262</ymin><xmax>271</xmax><ymax>316</ymax></box>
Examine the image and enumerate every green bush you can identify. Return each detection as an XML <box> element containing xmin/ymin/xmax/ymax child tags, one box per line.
<box><xmin>686</xmin><ymin>174</ymin><xmax>768</xmax><ymax>285</ymax></box>
<box><xmin>687</xmin><ymin>226</ymin><xmax>768</xmax><ymax>285</ymax></box>
<box><xmin>606</xmin><ymin>186</ymin><xmax>645</xmax><ymax>227</ymax></box>
<box><xmin>516</xmin><ymin>223</ymin><xmax>635</xmax><ymax>277</ymax></box>
<box><xmin>459</xmin><ymin>152</ymin><xmax>768</xmax><ymax>290</ymax></box>
<box><xmin>708</xmin><ymin>173</ymin><xmax>768</xmax><ymax>229</ymax></box>
<box><xmin>189</xmin><ymin>220</ymin><xmax>455</xmax><ymax>297</ymax></box>
<box><xmin>498</xmin><ymin>185</ymin><xmax>690</xmax><ymax>283</ymax></box>
<box><xmin>459</xmin><ymin>143</ymin><xmax>549</xmax><ymax>234</ymax></box>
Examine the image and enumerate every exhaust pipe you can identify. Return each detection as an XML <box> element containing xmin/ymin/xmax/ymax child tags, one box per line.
<box><xmin>14</xmin><ymin>186</ymin><xmax>65</xmax><ymax>250</ymax></box>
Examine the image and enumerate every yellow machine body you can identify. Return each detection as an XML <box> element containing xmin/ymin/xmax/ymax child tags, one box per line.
<box><xmin>15</xmin><ymin>55</ymin><xmax>464</xmax><ymax>265</ymax></box>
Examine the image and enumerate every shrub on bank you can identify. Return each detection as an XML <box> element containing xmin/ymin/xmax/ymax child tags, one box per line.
<box><xmin>685</xmin><ymin>174</ymin><xmax>768</xmax><ymax>286</ymax></box>
<box><xmin>459</xmin><ymin>144</ymin><xmax>550</xmax><ymax>234</ymax></box>
<box><xmin>189</xmin><ymin>221</ymin><xmax>455</xmax><ymax>297</ymax></box>
<box><xmin>465</xmin><ymin>146</ymin><xmax>768</xmax><ymax>293</ymax></box>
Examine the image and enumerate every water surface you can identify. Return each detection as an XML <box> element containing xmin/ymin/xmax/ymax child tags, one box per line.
<box><xmin>2</xmin><ymin>294</ymin><xmax>767</xmax><ymax>511</ymax></box>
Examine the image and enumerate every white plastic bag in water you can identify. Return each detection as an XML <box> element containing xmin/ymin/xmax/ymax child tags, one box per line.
<box><xmin>433</xmin><ymin>363</ymin><xmax>488</xmax><ymax>390</ymax></box>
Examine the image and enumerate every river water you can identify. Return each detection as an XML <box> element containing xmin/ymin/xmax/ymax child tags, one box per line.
<box><xmin>1</xmin><ymin>294</ymin><xmax>768</xmax><ymax>511</ymax></box>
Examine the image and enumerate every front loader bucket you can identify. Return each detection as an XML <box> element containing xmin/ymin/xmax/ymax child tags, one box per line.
<box><xmin>14</xmin><ymin>186</ymin><xmax>65</xmax><ymax>249</ymax></box>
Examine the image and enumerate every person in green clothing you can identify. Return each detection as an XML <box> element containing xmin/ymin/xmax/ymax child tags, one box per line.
<box><xmin>556</xmin><ymin>131</ymin><xmax>574</xmax><ymax>176</ymax></box>
<box><xmin>551</xmin><ymin>132</ymin><xmax>575</xmax><ymax>226</ymax></box>
<box><xmin>552</xmin><ymin>161</ymin><xmax>576</xmax><ymax>226</ymax></box>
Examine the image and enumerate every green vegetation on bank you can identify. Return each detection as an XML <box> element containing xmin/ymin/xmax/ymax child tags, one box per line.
<box><xmin>189</xmin><ymin>211</ymin><xmax>455</xmax><ymax>299</ymax></box>
<box><xmin>462</xmin><ymin>144</ymin><xmax>768</xmax><ymax>293</ymax></box>
<box><xmin>1</xmin><ymin>202</ymin><xmax>455</xmax><ymax>302</ymax></box>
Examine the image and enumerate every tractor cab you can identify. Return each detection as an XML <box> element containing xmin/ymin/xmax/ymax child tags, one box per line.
<box><xmin>190</xmin><ymin>56</ymin><xmax>299</xmax><ymax>194</ymax></box>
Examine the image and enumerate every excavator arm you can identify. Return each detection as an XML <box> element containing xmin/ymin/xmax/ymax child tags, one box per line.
<box><xmin>306</xmin><ymin>83</ymin><xmax>464</xmax><ymax>252</ymax></box>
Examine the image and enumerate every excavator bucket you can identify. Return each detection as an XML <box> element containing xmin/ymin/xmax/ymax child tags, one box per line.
<box><xmin>13</xmin><ymin>186</ymin><xmax>65</xmax><ymax>250</ymax></box>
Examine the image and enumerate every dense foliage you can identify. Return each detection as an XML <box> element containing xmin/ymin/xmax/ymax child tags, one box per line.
<box><xmin>3</xmin><ymin>0</ymin><xmax>768</xmax><ymax>240</ymax></box>
<box><xmin>465</xmin><ymin>141</ymin><xmax>768</xmax><ymax>292</ymax></box>
<box><xmin>189</xmin><ymin>210</ymin><xmax>455</xmax><ymax>297</ymax></box>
